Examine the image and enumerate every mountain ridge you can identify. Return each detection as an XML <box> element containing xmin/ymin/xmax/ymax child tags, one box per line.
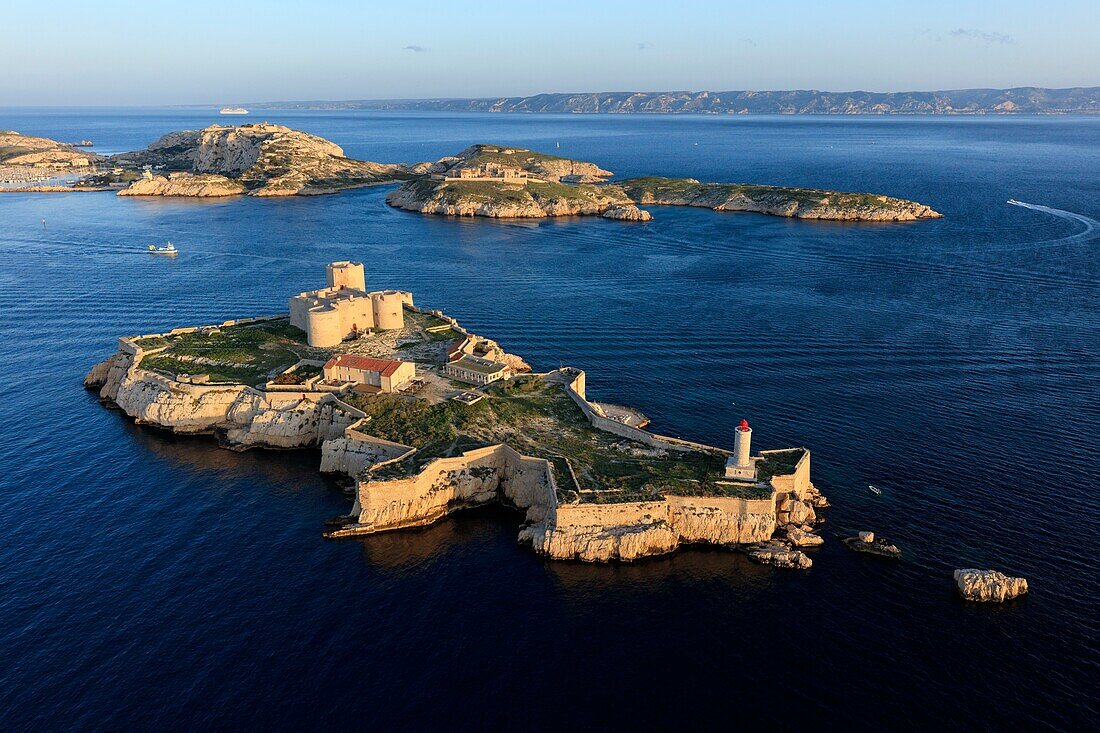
<box><xmin>245</xmin><ymin>87</ymin><xmax>1100</xmax><ymax>115</ymax></box>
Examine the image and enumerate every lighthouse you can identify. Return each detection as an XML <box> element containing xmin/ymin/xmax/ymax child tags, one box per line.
<box><xmin>725</xmin><ymin>418</ymin><xmax>757</xmax><ymax>480</ymax></box>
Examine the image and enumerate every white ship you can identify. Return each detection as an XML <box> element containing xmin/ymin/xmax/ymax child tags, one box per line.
<box><xmin>148</xmin><ymin>243</ymin><xmax>178</xmax><ymax>256</ymax></box>
<box><xmin>219</xmin><ymin>106</ymin><xmax>249</xmax><ymax>115</ymax></box>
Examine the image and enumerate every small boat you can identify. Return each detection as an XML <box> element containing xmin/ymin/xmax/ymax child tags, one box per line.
<box><xmin>868</xmin><ymin>485</ymin><xmax>882</xmax><ymax>496</ymax></box>
<box><xmin>148</xmin><ymin>242</ymin><xmax>178</xmax><ymax>255</ymax></box>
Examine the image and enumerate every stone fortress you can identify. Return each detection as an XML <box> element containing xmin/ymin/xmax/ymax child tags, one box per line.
<box><xmin>289</xmin><ymin>261</ymin><xmax>413</xmax><ymax>347</ymax></box>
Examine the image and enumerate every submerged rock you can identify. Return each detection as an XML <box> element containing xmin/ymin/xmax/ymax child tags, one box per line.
<box><xmin>954</xmin><ymin>569</ymin><xmax>1029</xmax><ymax>602</ymax></box>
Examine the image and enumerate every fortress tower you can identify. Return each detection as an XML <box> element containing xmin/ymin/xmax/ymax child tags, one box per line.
<box><xmin>326</xmin><ymin>261</ymin><xmax>366</xmax><ymax>291</ymax></box>
<box><xmin>289</xmin><ymin>262</ymin><xmax>412</xmax><ymax>348</ymax></box>
<box><xmin>725</xmin><ymin>418</ymin><xmax>758</xmax><ymax>480</ymax></box>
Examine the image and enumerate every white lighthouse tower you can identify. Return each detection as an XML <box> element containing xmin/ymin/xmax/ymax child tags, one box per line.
<box><xmin>725</xmin><ymin>419</ymin><xmax>758</xmax><ymax>480</ymax></box>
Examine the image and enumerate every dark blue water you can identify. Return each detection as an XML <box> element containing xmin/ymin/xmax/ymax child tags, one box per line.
<box><xmin>1</xmin><ymin>110</ymin><xmax>1097</xmax><ymax>731</ymax></box>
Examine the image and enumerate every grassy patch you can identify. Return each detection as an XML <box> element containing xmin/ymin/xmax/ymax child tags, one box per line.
<box><xmin>358</xmin><ymin>375</ymin><xmax>729</xmax><ymax>503</ymax></box>
<box><xmin>134</xmin><ymin>336</ymin><xmax>168</xmax><ymax>350</ymax></box>
<box><xmin>137</xmin><ymin>319</ymin><xmax>307</xmax><ymax>386</ymax></box>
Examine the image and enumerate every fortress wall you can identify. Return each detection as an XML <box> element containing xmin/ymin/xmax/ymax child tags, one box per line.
<box><xmin>665</xmin><ymin>494</ymin><xmax>777</xmax><ymax>545</ymax></box>
<box><xmin>534</xmin><ymin>500</ymin><xmax>680</xmax><ymax>562</ymax></box>
<box><xmin>289</xmin><ymin>297</ymin><xmax>312</xmax><ymax>332</ymax></box>
<box><xmin>764</xmin><ymin>449</ymin><xmax>812</xmax><ymax>500</ymax></box>
<box><xmin>563</xmin><ymin>370</ymin><xmax>726</xmax><ymax>455</ymax></box>
<box><xmin>335</xmin><ymin>444</ymin><xmax>555</xmax><ymax>536</ymax></box>
<box><xmin>320</xmin><ymin>431</ymin><xmax>416</xmax><ymax>477</ymax></box>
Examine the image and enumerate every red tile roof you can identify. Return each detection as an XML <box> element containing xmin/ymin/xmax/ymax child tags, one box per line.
<box><xmin>324</xmin><ymin>354</ymin><xmax>406</xmax><ymax>377</ymax></box>
<box><xmin>446</xmin><ymin>337</ymin><xmax>469</xmax><ymax>361</ymax></box>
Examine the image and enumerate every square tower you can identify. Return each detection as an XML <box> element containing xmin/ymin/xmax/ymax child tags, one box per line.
<box><xmin>326</xmin><ymin>261</ymin><xmax>366</xmax><ymax>292</ymax></box>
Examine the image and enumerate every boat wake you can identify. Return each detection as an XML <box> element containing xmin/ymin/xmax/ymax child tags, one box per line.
<box><xmin>1007</xmin><ymin>200</ymin><xmax>1099</xmax><ymax>249</ymax></box>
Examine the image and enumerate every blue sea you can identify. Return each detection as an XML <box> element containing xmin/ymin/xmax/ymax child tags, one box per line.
<box><xmin>0</xmin><ymin>109</ymin><xmax>1097</xmax><ymax>731</ymax></box>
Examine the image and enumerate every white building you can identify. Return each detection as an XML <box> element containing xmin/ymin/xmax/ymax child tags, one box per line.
<box><xmin>444</xmin><ymin>354</ymin><xmax>510</xmax><ymax>385</ymax></box>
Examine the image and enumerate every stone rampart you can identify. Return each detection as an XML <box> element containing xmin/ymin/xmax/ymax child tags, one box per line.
<box><xmin>328</xmin><ymin>444</ymin><xmax>557</xmax><ymax>537</ymax></box>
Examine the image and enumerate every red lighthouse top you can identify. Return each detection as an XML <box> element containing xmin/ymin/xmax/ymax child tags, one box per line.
<box><xmin>737</xmin><ymin>419</ymin><xmax>750</xmax><ymax>431</ymax></box>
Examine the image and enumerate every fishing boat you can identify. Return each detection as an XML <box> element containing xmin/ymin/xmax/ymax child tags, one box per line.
<box><xmin>868</xmin><ymin>484</ymin><xmax>882</xmax><ymax>496</ymax></box>
<box><xmin>148</xmin><ymin>243</ymin><xmax>178</xmax><ymax>256</ymax></box>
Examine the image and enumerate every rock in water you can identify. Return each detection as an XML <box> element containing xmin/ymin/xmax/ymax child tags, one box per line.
<box><xmin>745</xmin><ymin>540</ymin><xmax>812</xmax><ymax>569</ymax></box>
<box><xmin>843</xmin><ymin>534</ymin><xmax>901</xmax><ymax>558</ymax></box>
<box><xmin>600</xmin><ymin>205</ymin><xmax>652</xmax><ymax>221</ymax></box>
<box><xmin>954</xmin><ymin>569</ymin><xmax>1029</xmax><ymax>602</ymax></box>
<box><xmin>786</xmin><ymin>526</ymin><xmax>824</xmax><ymax>547</ymax></box>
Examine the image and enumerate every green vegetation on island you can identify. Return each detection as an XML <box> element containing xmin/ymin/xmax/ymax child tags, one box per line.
<box><xmin>139</xmin><ymin>319</ymin><xmax>309</xmax><ymax>385</ymax></box>
<box><xmin>616</xmin><ymin>176</ymin><xmax>942</xmax><ymax>220</ymax></box>
<box><xmin>345</xmin><ymin>375</ymin><xmax>732</xmax><ymax>504</ymax></box>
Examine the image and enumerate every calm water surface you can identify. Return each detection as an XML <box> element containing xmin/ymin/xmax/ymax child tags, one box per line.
<box><xmin>0</xmin><ymin>109</ymin><xmax>1097</xmax><ymax>730</ymax></box>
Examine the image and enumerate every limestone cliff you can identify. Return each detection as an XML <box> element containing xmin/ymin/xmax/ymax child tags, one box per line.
<box><xmin>617</xmin><ymin>177</ymin><xmax>942</xmax><ymax>221</ymax></box>
<box><xmin>113</xmin><ymin>123</ymin><xmax>409</xmax><ymax>197</ymax></box>
<box><xmin>86</xmin><ymin>350</ymin><xmax>358</xmax><ymax>450</ymax></box>
<box><xmin>386</xmin><ymin>177</ymin><xmax>651</xmax><ymax>220</ymax></box>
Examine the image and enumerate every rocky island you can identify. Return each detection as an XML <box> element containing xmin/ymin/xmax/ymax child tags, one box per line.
<box><xmin>114</xmin><ymin>123</ymin><xmax>411</xmax><ymax>197</ymax></box>
<box><xmin>617</xmin><ymin>177</ymin><xmax>943</xmax><ymax>221</ymax></box>
<box><xmin>86</xmin><ymin>261</ymin><xmax>828</xmax><ymax>563</ymax></box>
<box><xmin>2</xmin><ymin>124</ymin><xmax>412</xmax><ymax>196</ymax></box>
<box><xmin>387</xmin><ymin>144</ymin><xmax>940</xmax><ymax>222</ymax></box>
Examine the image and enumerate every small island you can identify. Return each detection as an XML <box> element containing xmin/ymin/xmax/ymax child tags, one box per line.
<box><xmin>2</xmin><ymin>124</ymin><xmax>413</xmax><ymax>196</ymax></box>
<box><xmin>86</xmin><ymin>261</ymin><xmax>828</xmax><ymax>563</ymax></box>
<box><xmin>387</xmin><ymin>143</ymin><xmax>941</xmax><ymax>222</ymax></box>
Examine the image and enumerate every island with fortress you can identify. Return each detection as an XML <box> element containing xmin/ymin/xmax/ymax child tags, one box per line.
<box><xmin>85</xmin><ymin>261</ymin><xmax>829</xmax><ymax>565</ymax></box>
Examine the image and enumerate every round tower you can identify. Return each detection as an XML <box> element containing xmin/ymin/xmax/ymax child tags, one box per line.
<box><xmin>734</xmin><ymin>419</ymin><xmax>752</xmax><ymax>467</ymax></box>
<box><xmin>326</xmin><ymin>261</ymin><xmax>366</xmax><ymax>292</ymax></box>
<box><xmin>305</xmin><ymin>307</ymin><xmax>342</xmax><ymax>348</ymax></box>
<box><xmin>371</xmin><ymin>290</ymin><xmax>405</xmax><ymax>330</ymax></box>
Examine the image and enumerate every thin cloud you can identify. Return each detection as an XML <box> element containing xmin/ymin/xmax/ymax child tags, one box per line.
<box><xmin>950</xmin><ymin>28</ymin><xmax>1014</xmax><ymax>44</ymax></box>
<box><xmin>403</xmin><ymin>45</ymin><xmax>427</xmax><ymax>53</ymax></box>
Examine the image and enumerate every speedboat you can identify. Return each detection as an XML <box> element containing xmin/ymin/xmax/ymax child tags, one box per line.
<box><xmin>868</xmin><ymin>485</ymin><xmax>882</xmax><ymax>496</ymax></box>
<box><xmin>1007</xmin><ymin>199</ymin><xmax>1020</xmax><ymax>205</ymax></box>
<box><xmin>148</xmin><ymin>242</ymin><xmax>178</xmax><ymax>255</ymax></box>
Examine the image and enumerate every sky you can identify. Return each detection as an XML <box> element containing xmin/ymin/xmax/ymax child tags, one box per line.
<box><xmin>2</xmin><ymin>0</ymin><xmax>1097</xmax><ymax>105</ymax></box>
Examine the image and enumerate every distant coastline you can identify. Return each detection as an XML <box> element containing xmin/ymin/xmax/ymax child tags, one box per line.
<box><xmin>243</xmin><ymin>86</ymin><xmax>1100</xmax><ymax>115</ymax></box>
